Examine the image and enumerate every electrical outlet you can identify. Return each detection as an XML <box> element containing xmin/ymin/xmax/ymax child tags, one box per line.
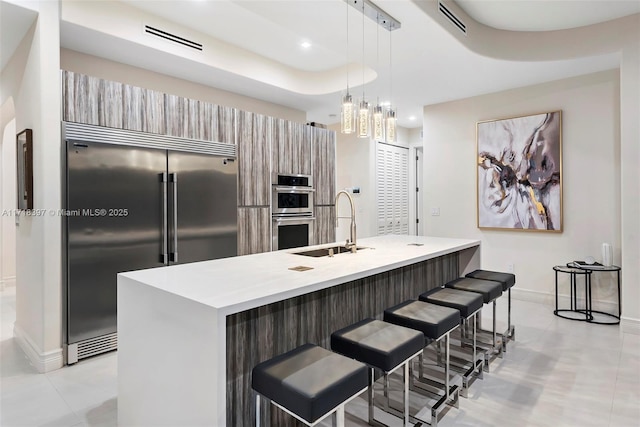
<box><xmin>431</xmin><ymin>208</ymin><xmax>440</xmax><ymax>216</ymax></box>
<box><xmin>507</xmin><ymin>263</ymin><xmax>515</xmax><ymax>273</ymax></box>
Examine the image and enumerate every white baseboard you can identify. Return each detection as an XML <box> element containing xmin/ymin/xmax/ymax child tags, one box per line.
<box><xmin>621</xmin><ymin>317</ymin><xmax>640</xmax><ymax>335</ymax></box>
<box><xmin>511</xmin><ymin>288</ymin><xmax>553</xmax><ymax>306</ymax></box>
<box><xmin>511</xmin><ymin>288</ymin><xmax>618</xmax><ymax>313</ymax></box>
<box><xmin>13</xmin><ymin>323</ymin><xmax>63</xmax><ymax>373</ymax></box>
<box><xmin>0</xmin><ymin>276</ymin><xmax>16</xmax><ymax>290</ymax></box>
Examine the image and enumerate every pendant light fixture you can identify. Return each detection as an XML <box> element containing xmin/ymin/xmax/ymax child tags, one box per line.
<box><xmin>357</xmin><ymin>0</ymin><xmax>370</xmax><ymax>138</ymax></box>
<box><xmin>373</xmin><ymin>104</ymin><xmax>385</xmax><ymax>141</ymax></box>
<box><xmin>341</xmin><ymin>2</ymin><xmax>355</xmax><ymax>134</ymax></box>
<box><xmin>341</xmin><ymin>93</ymin><xmax>355</xmax><ymax>134</ymax></box>
<box><xmin>340</xmin><ymin>0</ymin><xmax>400</xmax><ymax>138</ymax></box>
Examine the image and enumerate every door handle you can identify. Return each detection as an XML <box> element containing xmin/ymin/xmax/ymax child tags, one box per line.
<box><xmin>160</xmin><ymin>172</ymin><xmax>168</xmax><ymax>264</ymax></box>
<box><xmin>273</xmin><ymin>187</ymin><xmax>316</xmax><ymax>193</ymax></box>
<box><xmin>170</xmin><ymin>172</ymin><xmax>178</xmax><ymax>263</ymax></box>
<box><xmin>273</xmin><ymin>217</ymin><xmax>316</xmax><ymax>224</ymax></box>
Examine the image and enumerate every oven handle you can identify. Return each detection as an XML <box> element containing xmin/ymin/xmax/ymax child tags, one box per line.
<box><xmin>273</xmin><ymin>216</ymin><xmax>316</xmax><ymax>223</ymax></box>
<box><xmin>273</xmin><ymin>186</ymin><xmax>316</xmax><ymax>193</ymax></box>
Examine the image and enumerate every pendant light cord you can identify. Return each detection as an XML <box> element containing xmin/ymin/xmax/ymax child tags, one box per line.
<box><xmin>389</xmin><ymin>28</ymin><xmax>393</xmax><ymax>108</ymax></box>
<box><xmin>362</xmin><ymin>0</ymin><xmax>365</xmax><ymax>100</ymax></box>
<box><xmin>346</xmin><ymin>1</ymin><xmax>349</xmax><ymax>92</ymax></box>
<box><xmin>376</xmin><ymin>14</ymin><xmax>380</xmax><ymax>105</ymax></box>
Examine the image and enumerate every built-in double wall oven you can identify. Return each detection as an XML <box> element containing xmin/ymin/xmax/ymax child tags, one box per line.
<box><xmin>272</xmin><ymin>173</ymin><xmax>315</xmax><ymax>250</ymax></box>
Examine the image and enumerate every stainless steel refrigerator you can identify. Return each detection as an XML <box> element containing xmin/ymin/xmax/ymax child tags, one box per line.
<box><xmin>63</xmin><ymin>122</ymin><xmax>237</xmax><ymax>363</ymax></box>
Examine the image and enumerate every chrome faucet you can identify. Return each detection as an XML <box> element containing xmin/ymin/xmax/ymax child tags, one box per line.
<box><xmin>335</xmin><ymin>190</ymin><xmax>357</xmax><ymax>252</ymax></box>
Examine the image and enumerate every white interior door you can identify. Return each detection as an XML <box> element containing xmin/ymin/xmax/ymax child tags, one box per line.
<box><xmin>376</xmin><ymin>142</ymin><xmax>409</xmax><ymax>236</ymax></box>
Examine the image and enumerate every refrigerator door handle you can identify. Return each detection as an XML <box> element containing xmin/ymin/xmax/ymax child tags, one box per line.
<box><xmin>170</xmin><ymin>172</ymin><xmax>178</xmax><ymax>263</ymax></box>
<box><xmin>160</xmin><ymin>172</ymin><xmax>168</xmax><ymax>264</ymax></box>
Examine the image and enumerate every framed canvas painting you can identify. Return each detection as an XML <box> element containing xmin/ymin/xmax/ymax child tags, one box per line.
<box><xmin>476</xmin><ymin>111</ymin><xmax>562</xmax><ymax>232</ymax></box>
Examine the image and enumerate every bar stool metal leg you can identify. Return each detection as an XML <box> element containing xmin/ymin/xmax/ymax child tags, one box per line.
<box><xmin>508</xmin><ymin>288</ymin><xmax>514</xmax><ymax>341</ymax></box>
<box><xmin>255</xmin><ymin>393</ymin><xmax>261</xmax><ymax>427</ymax></box>
<box><xmin>335</xmin><ymin>406</ymin><xmax>345</xmax><ymax>427</ymax></box>
<box><xmin>404</xmin><ymin>362</ymin><xmax>409</xmax><ymax>427</ymax></box>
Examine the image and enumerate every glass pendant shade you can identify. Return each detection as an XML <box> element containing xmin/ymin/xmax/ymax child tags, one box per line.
<box><xmin>373</xmin><ymin>105</ymin><xmax>385</xmax><ymax>141</ymax></box>
<box><xmin>385</xmin><ymin>108</ymin><xmax>397</xmax><ymax>143</ymax></box>
<box><xmin>341</xmin><ymin>93</ymin><xmax>355</xmax><ymax>134</ymax></box>
<box><xmin>357</xmin><ymin>99</ymin><xmax>371</xmax><ymax>138</ymax></box>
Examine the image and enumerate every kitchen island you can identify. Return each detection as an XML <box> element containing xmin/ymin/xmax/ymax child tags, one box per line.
<box><xmin>117</xmin><ymin>235</ymin><xmax>480</xmax><ymax>426</ymax></box>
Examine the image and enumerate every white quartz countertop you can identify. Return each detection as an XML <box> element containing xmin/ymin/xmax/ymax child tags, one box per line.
<box><xmin>119</xmin><ymin>235</ymin><xmax>479</xmax><ymax>316</ymax></box>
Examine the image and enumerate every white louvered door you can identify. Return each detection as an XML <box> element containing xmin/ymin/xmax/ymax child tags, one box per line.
<box><xmin>376</xmin><ymin>142</ymin><xmax>409</xmax><ymax>235</ymax></box>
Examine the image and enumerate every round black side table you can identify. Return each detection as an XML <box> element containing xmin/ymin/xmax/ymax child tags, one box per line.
<box><xmin>568</xmin><ymin>263</ymin><xmax>621</xmax><ymax>325</ymax></box>
<box><xmin>553</xmin><ymin>265</ymin><xmax>593</xmax><ymax>321</ymax></box>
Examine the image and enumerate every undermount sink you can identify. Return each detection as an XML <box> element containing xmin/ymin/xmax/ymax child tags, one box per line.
<box><xmin>294</xmin><ymin>245</ymin><xmax>367</xmax><ymax>258</ymax></box>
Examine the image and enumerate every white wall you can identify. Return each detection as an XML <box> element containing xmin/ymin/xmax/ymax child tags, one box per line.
<box><xmin>1</xmin><ymin>118</ymin><xmax>17</xmax><ymax>288</ymax></box>
<box><xmin>1</xmin><ymin>0</ymin><xmax>63</xmax><ymax>372</ymax></box>
<box><xmin>619</xmin><ymin>39</ymin><xmax>640</xmax><ymax>331</ymax></box>
<box><xmin>61</xmin><ymin>49</ymin><xmax>306</xmax><ymax>124</ymax></box>
<box><xmin>332</xmin><ymin>123</ymin><xmax>415</xmax><ymax>242</ymax></box>
<box><xmin>331</xmin><ymin>124</ymin><xmax>376</xmax><ymax>242</ymax></box>
<box><xmin>423</xmin><ymin>70</ymin><xmax>623</xmax><ymax>311</ymax></box>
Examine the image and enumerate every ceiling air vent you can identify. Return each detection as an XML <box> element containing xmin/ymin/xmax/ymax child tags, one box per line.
<box><xmin>144</xmin><ymin>25</ymin><xmax>203</xmax><ymax>51</ymax></box>
<box><xmin>438</xmin><ymin>1</ymin><xmax>467</xmax><ymax>35</ymax></box>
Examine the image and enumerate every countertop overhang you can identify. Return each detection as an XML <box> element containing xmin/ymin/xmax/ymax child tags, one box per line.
<box><xmin>119</xmin><ymin>235</ymin><xmax>480</xmax><ymax>316</ymax></box>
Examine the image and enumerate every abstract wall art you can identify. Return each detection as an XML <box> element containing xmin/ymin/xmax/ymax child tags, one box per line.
<box><xmin>477</xmin><ymin>111</ymin><xmax>562</xmax><ymax>232</ymax></box>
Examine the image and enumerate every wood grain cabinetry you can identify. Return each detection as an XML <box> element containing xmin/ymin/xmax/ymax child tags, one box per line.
<box><xmin>62</xmin><ymin>71</ymin><xmax>237</xmax><ymax>144</ymax></box>
<box><xmin>237</xmin><ymin>111</ymin><xmax>271</xmax><ymax>207</ymax></box>
<box><xmin>311</xmin><ymin>127</ymin><xmax>336</xmax><ymax>206</ymax></box>
<box><xmin>62</xmin><ymin>72</ymin><xmax>124</xmax><ymax>128</ymax></box>
<box><xmin>272</xmin><ymin>120</ymin><xmax>311</xmax><ymax>175</ymax></box>
<box><xmin>122</xmin><ymin>85</ymin><xmax>167</xmax><ymax>134</ymax></box>
<box><xmin>313</xmin><ymin>205</ymin><xmax>336</xmax><ymax>245</ymax></box>
<box><xmin>237</xmin><ymin>207</ymin><xmax>271</xmax><ymax>255</ymax></box>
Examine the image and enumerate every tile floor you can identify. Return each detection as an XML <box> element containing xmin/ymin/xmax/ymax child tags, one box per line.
<box><xmin>1</xmin><ymin>285</ymin><xmax>638</xmax><ymax>426</ymax></box>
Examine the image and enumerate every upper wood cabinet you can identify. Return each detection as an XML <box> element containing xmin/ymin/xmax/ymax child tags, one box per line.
<box><xmin>272</xmin><ymin>120</ymin><xmax>312</xmax><ymax>176</ymax></box>
<box><xmin>63</xmin><ymin>72</ymin><xmax>124</xmax><ymax>129</ymax></box>
<box><xmin>311</xmin><ymin>127</ymin><xmax>336</xmax><ymax>206</ymax></box>
<box><xmin>123</xmin><ymin>86</ymin><xmax>166</xmax><ymax>134</ymax></box>
<box><xmin>237</xmin><ymin>111</ymin><xmax>271</xmax><ymax>207</ymax></box>
<box><xmin>62</xmin><ymin>71</ymin><xmax>237</xmax><ymax>144</ymax></box>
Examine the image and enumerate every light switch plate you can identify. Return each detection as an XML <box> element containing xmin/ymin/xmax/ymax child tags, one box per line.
<box><xmin>431</xmin><ymin>208</ymin><xmax>440</xmax><ymax>216</ymax></box>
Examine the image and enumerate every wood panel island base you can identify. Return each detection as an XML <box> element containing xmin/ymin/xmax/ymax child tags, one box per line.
<box><xmin>117</xmin><ymin>235</ymin><xmax>480</xmax><ymax>426</ymax></box>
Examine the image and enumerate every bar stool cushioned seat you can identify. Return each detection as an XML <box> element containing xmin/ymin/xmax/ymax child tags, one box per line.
<box><xmin>419</xmin><ymin>288</ymin><xmax>483</xmax><ymax>318</ymax></box>
<box><xmin>383</xmin><ymin>300</ymin><xmax>460</xmax><ymax>340</ymax></box>
<box><xmin>445</xmin><ymin>278</ymin><xmax>502</xmax><ymax>303</ymax></box>
<box><xmin>465</xmin><ymin>269</ymin><xmax>515</xmax><ymax>291</ymax></box>
<box><xmin>331</xmin><ymin>318</ymin><xmax>424</xmax><ymax>371</ymax></box>
<box><xmin>252</xmin><ymin>343</ymin><xmax>368</xmax><ymax>424</ymax></box>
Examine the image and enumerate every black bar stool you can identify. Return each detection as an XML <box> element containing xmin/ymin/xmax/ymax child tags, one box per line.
<box><xmin>331</xmin><ymin>319</ymin><xmax>424</xmax><ymax>426</ymax></box>
<box><xmin>252</xmin><ymin>343</ymin><xmax>368</xmax><ymax>427</ymax></box>
<box><xmin>444</xmin><ymin>278</ymin><xmax>504</xmax><ymax>367</ymax></box>
<box><xmin>466</xmin><ymin>269</ymin><xmax>516</xmax><ymax>343</ymax></box>
<box><xmin>419</xmin><ymin>287</ymin><xmax>484</xmax><ymax>397</ymax></box>
<box><xmin>383</xmin><ymin>300</ymin><xmax>461</xmax><ymax>427</ymax></box>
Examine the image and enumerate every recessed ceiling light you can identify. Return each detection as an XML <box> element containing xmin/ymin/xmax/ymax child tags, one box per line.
<box><xmin>300</xmin><ymin>41</ymin><xmax>312</xmax><ymax>49</ymax></box>
<box><xmin>409</xmin><ymin>116</ymin><xmax>417</xmax><ymax>121</ymax></box>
